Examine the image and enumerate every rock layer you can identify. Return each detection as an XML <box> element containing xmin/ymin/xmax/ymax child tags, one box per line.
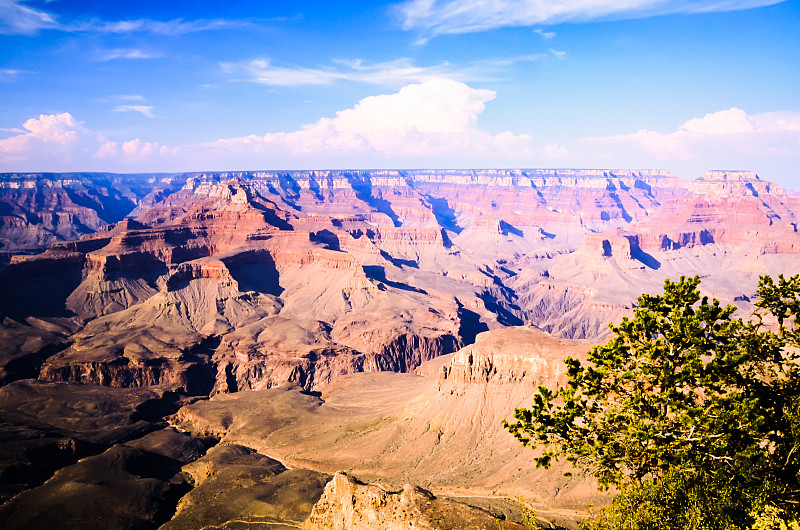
<box><xmin>1</xmin><ymin>169</ymin><xmax>797</xmax><ymax>393</ymax></box>
<box><xmin>1</xmin><ymin>168</ymin><xmax>797</xmax><ymax>529</ymax></box>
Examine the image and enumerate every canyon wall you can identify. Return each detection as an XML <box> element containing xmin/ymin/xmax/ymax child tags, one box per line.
<box><xmin>1</xmin><ymin>169</ymin><xmax>797</xmax><ymax>394</ymax></box>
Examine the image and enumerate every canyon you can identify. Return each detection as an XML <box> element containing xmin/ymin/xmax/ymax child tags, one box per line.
<box><xmin>0</xmin><ymin>168</ymin><xmax>797</xmax><ymax>528</ymax></box>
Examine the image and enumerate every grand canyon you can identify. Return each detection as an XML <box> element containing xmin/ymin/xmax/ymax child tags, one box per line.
<box><xmin>0</xmin><ymin>168</ymin><xmax>797</xmax><ymax>528</ymax></box>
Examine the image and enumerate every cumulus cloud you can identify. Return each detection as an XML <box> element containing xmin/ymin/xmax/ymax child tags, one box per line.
<box><xmin>397</xmin><ymin>0</ymin><xmax>787</xmax><ymax>36</ymax></box>
<box><xmin>0</xmin><ymin>112</ymin><xmax>176</xmax><ymax>170</ymax></box>
<box><xmin>0</xmin><ymin>113</ymin><xmax>81</xmax><ymax>161</ymax></box>
<box><xmin>0</xmin><ymin>80</ymin><xmax>544</xmax><ymax>171</ymax></box>
<box><xmin>541</xmin><ymin>143</ymin><xmax>569</xmax><ymax>159</ymax></box>
<box><xmin>4</xmin><ymin>101</ymin><xmax>798</xmax><ymax>178</ymax></box>
<box><xmin>579</xmin><ymin>107</ymin><xmax>800</xmax><ymax>175</ymax></box>
<box><xmin>120</xmin><ymin>139</ymin><xmax>175</xmax><ymax>157</ymax></box>
<box><xmin>113</xmin><ymin>105</ymin><xmax>156</xmax><ymax>118</ymax></box>
<box><xmin>198</xmin><ymin>79</ymin><xmax>537</xmax><ymax>164</ymax></box>
<box><xmin>94</xmin><ymin>139</ymin><xmax>176</xmax><ymax>161</ymax></box>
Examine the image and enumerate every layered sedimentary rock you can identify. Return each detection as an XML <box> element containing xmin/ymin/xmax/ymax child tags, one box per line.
<box><xmin>0</xmin><ymin>168</ymin><xmax>797</xmax><ymax>528</ymax></box>
<box><xmin>0</xmin><ymin>169</ymin><xmax>797</xmax><ymax>392</ymax></box>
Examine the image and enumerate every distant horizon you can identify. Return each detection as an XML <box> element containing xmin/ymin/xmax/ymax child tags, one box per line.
<box><xmin>0</xmin><ymin>166</ymin><xmax>786</xmax><ymax>184</ymax></box>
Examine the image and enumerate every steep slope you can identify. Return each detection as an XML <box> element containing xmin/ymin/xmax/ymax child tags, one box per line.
<box><xmin>1</xmin><ymin>169</ymin><xmax>797</xmax><ymax>394</ymax></box>
<box><xmin>172</xmin><ymin>328</ymin><xmax>606</xmax><ymax>524</ymax></box>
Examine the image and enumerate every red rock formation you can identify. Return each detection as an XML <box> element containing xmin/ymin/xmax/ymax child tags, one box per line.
<box><xmin>0</xmin><ymin>169</ymin><xmax>797</xmax><ymax>395</ymax></box>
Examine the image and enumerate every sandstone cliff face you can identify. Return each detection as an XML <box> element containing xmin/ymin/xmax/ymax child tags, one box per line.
<box><xmin>0</xmin><ymin>173</ymin><xmax>178</xmax><ymax>259</ymax></box>
<box><xmin>0</xmin><ymin>169</ymin><xmax>797</xmax><ymax>397</ymax></box>
<box><xmin>438</xmin><ymin>326</ymin><xmax>586</xmax><ymax>389</ymax></box>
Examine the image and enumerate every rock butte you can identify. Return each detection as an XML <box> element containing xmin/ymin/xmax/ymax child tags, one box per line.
<box><xmin>0</xmin><ymin>168</ymin><xmax>797</xmax><ymax>528</ymax></box>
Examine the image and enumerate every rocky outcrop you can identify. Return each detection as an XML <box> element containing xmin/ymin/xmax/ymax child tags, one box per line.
<box><xmin>438</xmin><ymin>327</ymin><xmax>588</xmax><ymax>389</ymax></box>
<box><xmin>303</xmin><ymin>471</ymin><xmax>527</xmax><ymax>529</ymax></box>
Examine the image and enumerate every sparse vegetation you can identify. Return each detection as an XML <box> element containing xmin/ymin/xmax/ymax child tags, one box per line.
<box><xmin>505</xmin><ymin>274</ymin><xmax>800</xmax><ymax>529</ymax></box>
<box><xmin>513</xmin><ymin>496</ymin><xmax>540</xmax><ymax>529</ymax></box>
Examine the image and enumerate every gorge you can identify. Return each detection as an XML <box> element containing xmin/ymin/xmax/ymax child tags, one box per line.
<box><xmin>0</xmin><ymin>168</ymin><xmax>797</xmax><ymax>528</ymax></box>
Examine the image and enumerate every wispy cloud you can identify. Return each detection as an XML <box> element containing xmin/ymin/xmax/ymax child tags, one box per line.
<box><xmin>113</xmin><ymin>105</ymin><xmax>156</xmax><ymax>118</ymax></box>
<box><xmin>222</xmin><ymin>55</ymin><xmax>550</xmax><ymax>87</ymax></box>
<box><xmin>0</xmin><ymin>68</ymin><xmax>24</xmax><ymax>81</ymax></box>
<box><xmin>0</xmin><ymin>0</ymin><xmax>57</xmax><ymax>35</ymax></box>
<box><xmin>0</xmin><ymin>0</ymin><xmax>256</xmax><ymax>36</ymax></box>
<box><xmin>221</xmin><ymin>59</ymin><xmax>344</xmax><ymax>86</ymax></box>
<box><xmin>67</xmin><ymin>17</ymin><xmax>252</xmax><ymax>35</ymax></box>
<box><xmin>99</xmin><ymin>49</ymin><xmax>162</xmax><ymax>61</ymax></box>
<box><xmin>396</xmin><ymin>0</ymin><xmax>788</xmax><ymax>36</ymax></box>
<box><xmin>535</xmin><ymin>28</ymin><xmax>556</xmax><ymax>39</ymax></box>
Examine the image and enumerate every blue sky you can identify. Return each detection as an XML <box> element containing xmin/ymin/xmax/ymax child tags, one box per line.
<box><xmin>0</xmin><ymin>0</ymin><xmax>798</xmax><ymax>186</ymax></box>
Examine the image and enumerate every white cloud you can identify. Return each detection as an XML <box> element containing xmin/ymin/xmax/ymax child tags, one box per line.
<box><xmin>0</xmin><ymin>81</ymin><xmax>547</xmax><ymax>171</ymax></box>
<box><xmin>679</xmin><ymin>107</ymin><xmax>754</xmax><ymax>134</ymax></box>
<box><xmin>0</xmin><ymin>112</ymin><xmax>176</xmax><ymax>170</ymax></box>
<box><xmin>0</xmin><ymin>113</ymin><xmax>83</xmax><ymax>165</ymax></box>
<box><xmin>0</xmin><ymin>82</ymin><xmax>531</xmax><ymax>170</ymax></box>
<box><xmin>99</xmin><ymin>49</ymin><xmax>162</xmax><ymax>61</ymax></box>
<box><xmin>0</xmin><ymin>68</ymin><xmax>23</xmax><ymax>81</ymax></box>
<box><xmin>198</xmin><ymin>79</ymin><xmax>537</xmax><ymax>163</ymax></box>
<box><xmin>121</xmin><ymin>139</ymin><xmax>174</xmax><ymax>157</ymax></box>
<box><xmin>222</xmin><ymin>55</ymin><xmax>549</xmax><ymax>88</ymax></box>
<box><xmin>578</xmin><ymin>107</ymin><xmax>800</xmax><ymax>174</ymax></box>
<box><xmin>541</xmin><ymin>143</ymin><xmax>569</xmax><ymax>159</ymax></box>
<box><xmin>113</xmin><ymin>105</ymin><xmax>156</xmax><ymax>118</ymax></box>
<box><xmin>69</xmin><ymin>17</ymin><xmax>249</xmax><ymax>35</ymax></box>
<box><xmin>397</xmin><ymin>0</ymin><xmax>788</xmax><ymax>36</ymax></box>
<box><xmin>94</xmin><ymin>140</ymin><xmax>118</xmax><ymax>159</ymax></box>
<box><xmin>221</xmin><ymin>59</ymin><xmax>344</xmax><ymax>86</ymax></box>
<box><xmin>0</xmin><ymin>1</ymin><xmax>253</xmax><ymax>36</ymax></box>
<box><xmin>221</xmin><ymin>57</ymin><xmax>466</xmax><ymax>87</ymax></box>
<box><xmin>0</xmin><ymin>0</ymin><xmax>57</xmax><ymax>35</ymax></box>
<box><xmin>3</xmin><ymin>102</ymin><xmax>799</xmax><ymax>181</ymax></box>
<box><xmin>535</xmin><ymin>28</ymin><xmax>556</xmax><ymax>39</ymax></box>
